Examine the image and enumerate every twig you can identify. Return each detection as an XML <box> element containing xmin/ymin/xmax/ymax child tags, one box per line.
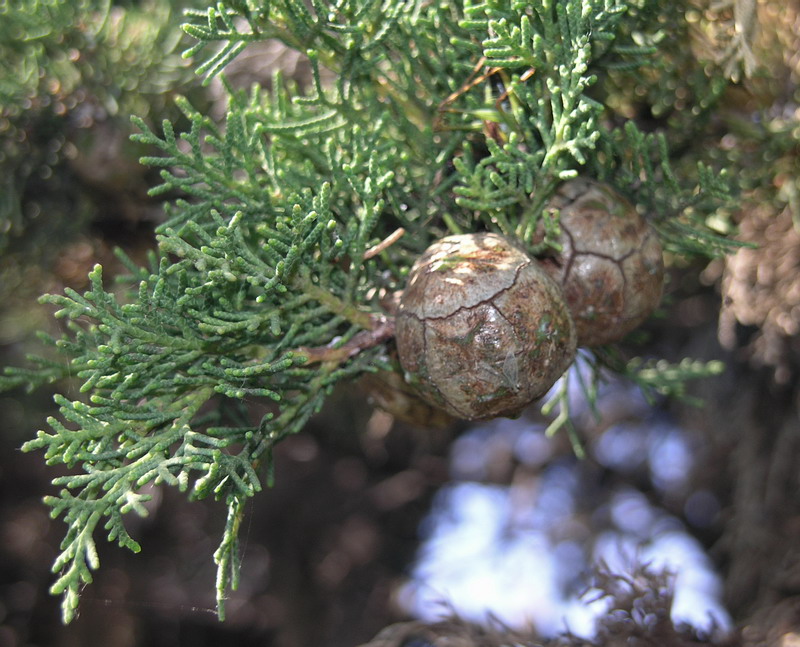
<box><xmin>363</xmin><ymin>228</ymin><xmax>406</xmax><ymax>260</ymax></box>
<box><xmin>298</xmin><ymin>315</ymin><xmax>395</xmax><ymax>365</ymax></box>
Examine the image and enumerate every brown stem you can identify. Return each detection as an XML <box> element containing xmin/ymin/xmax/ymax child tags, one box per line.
<box><xmin>297</xmin><ymin>315</ymin><xmax>395</xmax><ymax>365</ymax></box>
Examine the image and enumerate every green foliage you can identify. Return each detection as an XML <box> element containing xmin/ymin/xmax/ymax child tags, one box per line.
<box><xmin>450</xmin><ymin>0</ymin><xmax>630</xmax><ymax>238</ymax></box>
<box><xmin>0</xmin><ymin>0</ymin><xmax>190</xmax><ymax>117</ymax></box>
<box><xmin>0</xmin><ymin>0</ymin><xmax>97</xmax><ymax>114</ymax></box>
<box><xmin>590</xmin><ymin>121</ymin><xmax>747</xmax><ymax>257</ymax></box>
<box><xmin>0</xmin><ymin>0</ymin><xmax>193</xmax><ymax>252</ymax></box>
<box><xmin>1</xmin><ymin>0</ymin><xmax>750</xmax><ymax>623</ymax></box>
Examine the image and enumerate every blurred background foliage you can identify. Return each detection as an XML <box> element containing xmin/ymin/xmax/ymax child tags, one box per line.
<box><xmin>0</xmin><ymin>1</ymin><xmax>799</xmax><ymax>646</ymax></box>
<box><xmin>0</xmin><ymin>0</ymin><xmax>200</xmax><ymax>345</ymax></box>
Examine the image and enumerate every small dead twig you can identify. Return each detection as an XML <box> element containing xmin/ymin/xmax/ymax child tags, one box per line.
<box><xmin>364</xmin><ymin>228</ymin><xmax>405</xmax><ymax>260</ymax></box>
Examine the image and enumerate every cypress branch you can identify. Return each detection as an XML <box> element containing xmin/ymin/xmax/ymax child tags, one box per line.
<box><xmin>2</xmin><ymin>0</ymin><xmax>754</xmax><ymax>623</ymax></box>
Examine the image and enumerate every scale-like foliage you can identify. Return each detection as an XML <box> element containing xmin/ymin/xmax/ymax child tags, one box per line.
<box><xmin>1</xmin><ymin>0</ymin><xmax>748</xmax><ymax>623</ymax></box>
